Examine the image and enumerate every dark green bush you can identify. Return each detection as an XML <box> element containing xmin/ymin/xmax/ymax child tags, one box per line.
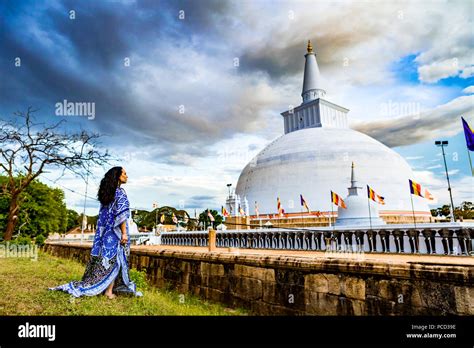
<box><xmin>35</xmin><ymin>234</ymin><xmax>46</xmax><ymax>246</ymax></box>
<box><xmin>10</xmin><ymin>235</ymin><xmax>32</xmax><ymax>245</ymax></box>
<box><xmin>129</xmin><ymin>268</ymin><xmax>149</xmax><ymax>291</ymax></box>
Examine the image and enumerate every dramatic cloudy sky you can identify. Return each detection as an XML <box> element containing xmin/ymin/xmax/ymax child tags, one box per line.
<box><xmin>1</xmin><ymin>0</ymin><xmax>473</xmax><ymax>216</ymax></box>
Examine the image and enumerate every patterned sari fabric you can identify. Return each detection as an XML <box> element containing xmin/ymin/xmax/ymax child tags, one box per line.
<box><xmin>49</xmin><ymin>187</ymin><xmax>142</xmax><ymax>297</ymax></box>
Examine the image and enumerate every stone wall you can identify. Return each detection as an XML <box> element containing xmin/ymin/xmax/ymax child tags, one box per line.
<box><xmin>43</xmin><ymin>242</ymin><xmax>473</xmax><ymax>315</ymax></box>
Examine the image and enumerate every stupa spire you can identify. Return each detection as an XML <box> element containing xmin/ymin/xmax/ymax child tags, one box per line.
<box><xmin>301</xmin><ymin>40</ymin><xmax>326</xmax><ymax>104</ymax></box>
<box><xmin>351</xmin><ymin>162</ymin><xmax>357</xmax><ymax>187</ymax></box>
<box><xmin>348</xmin><ymin>162</ymin><xmax>362</xmax><ymax>196</ymax></box>
<box><xmin>280</xmin><ymin>39</ymin><xmax>349</xmax><ymax>134</ymax></box>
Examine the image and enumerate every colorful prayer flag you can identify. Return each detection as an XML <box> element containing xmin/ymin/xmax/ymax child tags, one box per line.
<box><xmin>424</xmin><ymin>188</ymin><xmax>435</xmax><ymax>201</ymax></box>
<box><xmin>172</xmin><ymin>213</ymin><xmax>178</xmax><ymax>224</ymax></box>
<box><xmin>367</xmin><ymin>185</ymin><xmax>385</xmax><ymax>205</ymax></box>
<box><xmin>222</xmin><ymin>206</ymin><xmax>230</xmax><ymax>217</ymax></box>
<box><xmin>207</xmin><ymin>209</ymin><xmax>215</xmax><ymax>222</ymax></box>
<box><xmin>277</xmin><ymin>197</ymin><xmax>284</xmax><ymax>216</ymax></box>
<box><xmin>409</xmin><ymin>179</ymin><xmax>436</xmax><ymax>201</ymax></box>
<box><xmin>300</xmin><ymin>194</ymin><xmax>310</xmax><ymax>212</ymax></box>
<box><xmin>160</xmin><ymin>213</ymin><xmax>165</xmax><ymax>223</ymax></box>
<box><xmin>462</xmin><ymin>117</ymin><xmax>474</xmax><ymax>151</ymax></box>
<box><xmin>409</xmin><ymin>179</ymin><xmax>424</xmax><ymax>197</ymax></box>
<box><xmin>239</xmin><ymin>205</ymin><xmax>245</xmax><ymax>216</ymax></box>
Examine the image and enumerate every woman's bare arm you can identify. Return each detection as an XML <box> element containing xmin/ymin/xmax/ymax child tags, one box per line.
<box><xmin>120</xmin><ymin>221</ymin><xmax>128</xmax><ymax>245</ymax></box>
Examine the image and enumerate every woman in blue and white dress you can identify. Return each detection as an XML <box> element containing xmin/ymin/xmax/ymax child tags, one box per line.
<box><xmin>50</xmin><ymin>167</ymin><xmax>142</xmax><ymax>299</ymax></box>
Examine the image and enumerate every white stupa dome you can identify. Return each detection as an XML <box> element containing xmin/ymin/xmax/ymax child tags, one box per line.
<box><xmin>336</xmin><ymin>193</ymin><xmax>385</xmax><ymax>226</ymax></box>
<box><xmin>335</xmin><ymin>162</ymin><xmax>386</xmax><ymax>226</ymax></box>
<box><xmin>236</xmin><ymin>127</ymin><xmax>430</xmax><ymax>217</ymax></box>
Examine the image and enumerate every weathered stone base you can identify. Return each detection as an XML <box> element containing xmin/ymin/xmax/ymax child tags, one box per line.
<box><xmin>43</xmin><ymin>243</ymin><xmax>473</xmax><ymax>315</ymax></box>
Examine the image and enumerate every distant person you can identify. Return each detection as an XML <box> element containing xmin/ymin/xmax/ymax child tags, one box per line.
<box><xmin>50</xmin><ymin>167</ymin><xmax>142</xmax><ymax>298</ymax></box>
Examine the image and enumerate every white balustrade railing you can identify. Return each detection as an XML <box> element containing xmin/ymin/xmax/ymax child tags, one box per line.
<box><xmin>160</xmin><ymin>223</ymin><xmax>474</xmax><ymax>256</ymax></box>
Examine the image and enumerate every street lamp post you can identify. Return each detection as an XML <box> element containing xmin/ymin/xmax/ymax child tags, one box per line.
<box><xmin>227</xmin><ymin>183</ymin><xmax>232</xmax><ymax>197</ymax></box>
<box><xmin>81</xmin><ymin>172</ymin><xmax>89</xmax><ymax>244</ymax></box>
<box><xmin>435</xmin><ymin>140</ymin><xmax>455</xmax><ymax>223</ymax></box>
<box><xmin>152</xmin><ymin>203</ymin><xmax>158</xmax><ymax>232</ymax></box>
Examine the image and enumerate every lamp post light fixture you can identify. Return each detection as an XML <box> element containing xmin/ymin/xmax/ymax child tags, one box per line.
<box><xmin>435</xmin><ymin>140</ymin><xmax>455</xmax><ymax>223</ymax></box>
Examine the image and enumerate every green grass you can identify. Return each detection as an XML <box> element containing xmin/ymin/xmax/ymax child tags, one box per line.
<box><xmin>0</xmin><ymin>251</ymin><xmax>246</xmax><ymax>316</ymax></box>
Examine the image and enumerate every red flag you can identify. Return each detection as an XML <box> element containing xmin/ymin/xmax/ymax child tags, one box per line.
<box><xmin>277</xmin><ymin>197</ymin><xmax>284</xmax><ymax>216</ymax></box>
<box><xmin>207</xmin><ymin>209</ymin><xmax>215</xmax><ymax>222</ymax></box>
<box><xmin>221</xmin><ymin>206</ymin><xmax>230</xmax><ymax>217</ymax></box>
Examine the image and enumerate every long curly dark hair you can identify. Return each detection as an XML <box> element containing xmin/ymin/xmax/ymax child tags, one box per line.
<box><xmin>97</xmin><ymin>166</ymin><xmax>123</xmax><ymax>206</ymax></box>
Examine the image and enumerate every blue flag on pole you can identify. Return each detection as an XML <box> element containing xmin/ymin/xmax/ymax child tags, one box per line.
<box><xmin>462</xmin><ymin>117</ymin><xmax>474</xmax><ymax>151</ymax></box>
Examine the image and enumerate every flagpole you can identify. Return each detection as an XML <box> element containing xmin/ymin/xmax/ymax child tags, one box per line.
<box><xmin>300</xmin><ymin>206</ymin><xmax>304</xmax><ymax>228</ymax></box>
<box><xmin>410</xmin><ymin>194</ymin><xmax>417</xmax><ymax>229</ymax></box>
<box><xmin>330</xmin><ymin>192</ymin><xmax>335</xmax><ymax>251</ymax></box>
<box><xmin>367</xmin><ymin>193</ymin><xmax>373</xmax><ymax>230</ymax></box>
<box><xmin>330</xmin><ymin>202</ymin><xmax>335</xmax><ymax>230</ymax></box>
<box><xmin>328</xmin><ymin>208</ymin><xmax>332</xmax><ymax>227</ymax></box>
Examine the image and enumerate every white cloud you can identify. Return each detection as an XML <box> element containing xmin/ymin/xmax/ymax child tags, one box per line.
<box><xmin>231</xmin><ymin>0</ymin><xmax>473</xmax><ymax>86</ymax></box>
<box><xmin>463</xmin><ymin>86</ymin><xmax>474</xmax><ymax>94</ymax></box>
<box><xmin>427</xmin><ymin>164</ymin><xmax>442</xmax><ymax>170</ymax></box>
<box><xmin>460</xmin><ymin>66</ymin><xmax>474</xmax><ymax>79</ymax></box>
<box><xmin>412</xmin><ymin>170</ymin><xmax>444</xmax><ymax>187</ymax></box>
<box><xmin>447</xmin><ymin>169</ymin><xmax>460</xmax><ymax>176</ymax></box>
<box><xmin>417</xmin><ymin>59</ymin><xmax>460</xmax><ymax>83</ymax></box>
<box><xmin>352</xmin><ymin>95</ymin><xmax>474</xmax><ymax>147</ymax></box>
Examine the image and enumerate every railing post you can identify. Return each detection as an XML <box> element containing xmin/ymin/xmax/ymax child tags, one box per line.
<box><xmin>208</xmin><ymin>228</ymin><xmax>216</xmax><ymax>251</ymax></box>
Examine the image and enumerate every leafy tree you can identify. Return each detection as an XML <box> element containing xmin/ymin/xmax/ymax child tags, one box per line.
<box><xmin>66</xmin><ymin>209</ymin><xmax>80</xmax><ymax>232</ymax></box>
<box><xmin>0</xmin><ymin>176</ymin><xmax>68</xmax><ymax>238</ymax></box>
<box><xmin>78</xmin><ymin>213</ymin><xmax>98</xmax><ymax>230</ymax></box>
<box><xmin>460</xmin><ymin>201</ymin><xmax>473</xmax><ymax>213</ymax></box>
<box><xmin>35</xmin><ymin>234</ymin><xmax>46</xmax><ymax>246</ymax></box>
<box><xmin>186</xmin><ymin>218</ymin><xmax>198</xmax><ymax>231</ymax></box>
<box><xmin>23</xmin><ymin>180</ymin><xmax>67</xmax><ymax>237</ymax></box>
<box><xmin>198</xmin><ymin>209</ymin><xmax>223</xmax><ymax>229</ymax></box>
<box><xmin>0</xmin><ymin>187</ymin><xmax>9</xmax><ymax>237</ymax></box>
<box><xmin>431</xmin><ymin>201</ymin><xmax>473</xmax><ymax>220</ymax></box>
<box><xmin>0</xmin><ymin>108</ymin><xmax>110</xmax><ymax>240</ymax></box>
<box><xmin>131</xmin><ymin>207</ymin><xmax>190</xmax><ymax>230</ymax></box>
<box><xmin>457</xmin><ymin>201</ymin><xmax>473</xmax><ymax>219</ymax></box>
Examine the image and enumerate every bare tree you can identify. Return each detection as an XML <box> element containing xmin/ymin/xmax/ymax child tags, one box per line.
<box><xmin>0</xmin><ymin>107</ymin><xmax>111</xmax><ymax>241</ymax></box>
